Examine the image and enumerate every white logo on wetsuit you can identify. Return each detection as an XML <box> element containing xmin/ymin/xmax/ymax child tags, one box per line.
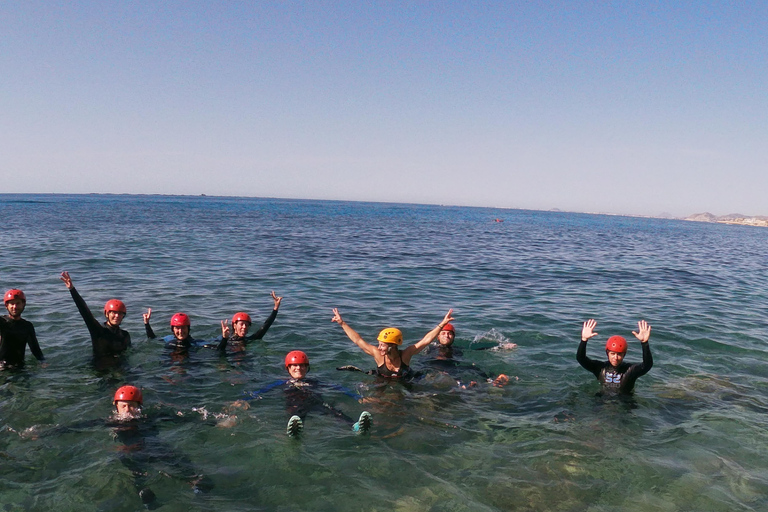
<box><xmin>604</xmin><ymin>370</ymin><xmax>622</xmax><ymax>385</ymax></box>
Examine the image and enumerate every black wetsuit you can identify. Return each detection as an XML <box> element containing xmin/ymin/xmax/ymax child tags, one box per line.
<box><xmin>577</xmin><ymin>341</ymin><xmax>653</xmax><ymax>394</ymax></box>
<box><xmin>0</xmin><ymin>316</ymin><xmax>45</xmax><ymax>367</ymax></box>
<box><xmin>246</xmin><ymin>378</ymin><xmax>357</xmax><ymax>424</ymax></box>
<box><xmin>216</xmin><ymin>309</ymin><xmax>278</xmax><ymax>351</ymax></box>
<box><xmin>68</xmin><ymin>287</ymin><xmax>131</xmax><ymax>358</ymax></box>
<box><xmin>376</xmin><ymin>361</ymin><xmax>411</xmax><ymax>379</ymax></box>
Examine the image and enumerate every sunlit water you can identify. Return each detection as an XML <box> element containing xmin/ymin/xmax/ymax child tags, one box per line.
<box><xmin>1</xmin><ymin>194</ymin><xmax>768</xmax><ymax>511</ymax></box>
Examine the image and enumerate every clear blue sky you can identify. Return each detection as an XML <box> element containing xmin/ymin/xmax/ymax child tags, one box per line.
<box><xmin>2</xmin><ymin>1</ymin><xmax>766</xmax><ymax>216</ymax></box>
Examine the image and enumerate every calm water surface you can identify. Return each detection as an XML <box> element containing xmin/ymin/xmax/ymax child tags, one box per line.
<box><xmin>1</xmin><ymin>194</ymin><xmax>768</xmax><ymax>511</ymax></box>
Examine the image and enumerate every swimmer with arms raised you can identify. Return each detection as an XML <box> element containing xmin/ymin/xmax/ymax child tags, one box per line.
<box><xmin>577</xmin><ymin>319</ymin><xmax>653</xmax><ymax>394</ymax></box>
<box><xmin>60</xmin><ymin>271</ymin><xmax>131</xmax><ymax>359</ymax></box>
<box><xmin>332</xmin><ymin>308</ymin><xmax>454</xmax><ymax>379</ymax></box>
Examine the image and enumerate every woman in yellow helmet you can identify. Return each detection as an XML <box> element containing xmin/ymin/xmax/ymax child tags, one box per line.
<box><xmin>331</xmin><ymin>308</ymin><xmax>454</xmax><ymax>379</ymax></box>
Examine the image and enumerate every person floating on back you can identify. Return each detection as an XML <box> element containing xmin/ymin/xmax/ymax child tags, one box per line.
<box><xmin>217</xmin><ymin>291</ymin><xmax>283</xmax><ymax>352</ymax></box>
<box><xmin>332</xmin><ymin>308</ymin><xmax>454</xmax><ymax>380</ymax></box>
<box><xmin>577</xmin><ymin>319</ymin><xmax>653</xmax><ymax>394</ymax></box>
<box><xmin>60</xmin><ymin>271</ymin><xmax>131</xmax><ymax>360</ymax></box>
<box><xmin>243</xmin><ymin>350</ymin><xmax>372</xmax><ymax>437</ymax></box>
<box><xmin>0</xmin><ymin>289</ymin><xmax>45</xmax><ymax>369</ymax></box>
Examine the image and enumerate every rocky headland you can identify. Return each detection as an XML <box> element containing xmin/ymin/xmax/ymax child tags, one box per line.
<box><xmin>685</xmin><ymin>212</ymin><xmax>768</xmax><ymax>227</ymax></box>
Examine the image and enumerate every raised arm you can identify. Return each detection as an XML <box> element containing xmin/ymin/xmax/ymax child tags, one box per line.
<box><xmin>247</xmin><ymin>291</ymin><xmax>282</xmax><ymax>341</ymax></box>
<box><xmin>143</xmin><ymin>308</ymin><xmax>156</xmax><ymax>339</ymax></box>
<box><xmin>402</xmin><ymin>309</ymin><xmax>454</xmax><ymax>361</ymax></box>
<box><xmin>60</xmin><ymin>271</ymin><xmax>100</xmax><ymax>332</ymax></box>
<box><xmin>577</xmin><ymin>319</ymin><xmax>603</xmax><ymax>376</ymax></box>
<box><xmin>332</xmin><ymin>308</ymin><xmax>377</xmax><ymax>358</ymax></box>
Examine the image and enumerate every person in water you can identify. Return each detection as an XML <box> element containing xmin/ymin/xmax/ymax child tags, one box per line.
<box><xmin>243</xmin><ymin>350</ymin><xmax>372</xmax><ymax>437</ymax></box>
<box><xmin>577</xmin><ymin>319</ymin><xmax>653</xmax><ymax>394</ymax></box>
<box><xmin>60</xmin><ymin>271</ymin><xmax>131</xmax><ymax>359</ymax></box>
<box><xmin>331</xmin><ymin>308</ymin><xmax>454</xmax><ymax>379</ymax></box>
<box><xmin>143</xmin><ymin>310</ymin><xmax>221</xmax><ymax>351</ymax></box>
<box><xmin>423</xmin><ymin>323</ymin><xmax>509</xmax><ymax>388</ymax></box>
<box><xmin>0</xmin><ymin>289</ymin><xmax>45</xmax><ymax>368</ymax></box>
<box><xmin>104</xmin><ymin>385</ymin><xmax>213</xmax><ymax>507</ymax></box>
<box><xmin>218</xmin><ymin>291</ymin><xmax>283</xmax><ymax>351</ymax></box>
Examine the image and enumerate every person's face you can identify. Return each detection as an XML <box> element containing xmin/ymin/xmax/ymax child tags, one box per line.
<box><xmin>438</xmin><ymin>329</ymin><xmax>455</xmax><ymax>346</ymax></box>
<box><xmin>607</xmin><ymin>350</ymin><xmax>625</xmax><ymax>367</ymax></box>
<box><xmin>105</xmin><ymin>311</ymin><xmax>125</xmax><ymax>327</ymax></box>
<box><xmin>378</xmin><ymin>342</ymin><xmax>395</xmax><ymax>357</ymax></box>
<box><xmin>172</xmin><ymin>325</ymin><xmax>190</xmax><ymax>340</ymax></box>
<box><xmin>5</xmin><ymin>299</ymin><xmax>25</xmax><ymax>318</ymax></box>
<box><xmin>287</xmin><ymin>363</ymin><xmax>309</xmax><ymax>380</ymax></box>
<box><xmin>233</xmin><ymin>320</ymin><xmax>250</xmax><ymax>338</ymax></box>
<box><xmin>114</xmin><ymin>400</ymin><xmax>141</xmax><ymax>419</ymax></box>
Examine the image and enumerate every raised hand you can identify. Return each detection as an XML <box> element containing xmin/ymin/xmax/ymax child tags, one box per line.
<box><xmin>582</xmin><ymin>319</ymin><xmax>598</xmax><ymax>342</ymax></box>
<box><xmin>59</xmin><ymin>271</ymin><xmax>73</xmax><ymax>289</ymax></box>
<box><xmin>221</xmin><ymin>319</ymin><xmax>231</xmax><ymax>338</ymax></box>
<box><xmin>143</xmin><ymin>308</ymin><xmax>152</xmax><ymax>325</ymax></box>
<box><xmin>441</xmin><ymin>309</ymin><xmax>455</xmax><ymax>325</ymax></box>
<box><xmin>271</xmin><ymin>291</ymin><xmax>283</xmax><ymax>310</ymax></box>
<box><xmin>632</xmin><ymin>320</ymin><xmax>651</xmax><ymax>343</ymax></box>
<box><xmin>331</xmin><ymin>308</ymin><xmax>343</xmax><ymax>324</ymax></box>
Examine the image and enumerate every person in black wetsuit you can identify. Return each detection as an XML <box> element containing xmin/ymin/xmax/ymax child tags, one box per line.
<box><xmin>0</xmin><ymin>289</ymin><xmax>45</xmax><ymax>368</ymax></box>
<box><xmin>217</xmin><ymin>291</ymin><xmax>282</xmax><ymax>352</ymax></box>
<box><xmin>331</xmin><ymin>308</ymin><xmax>454</xmax><ymax>380</ymax></box>
<box><xmin>60</xmin><ymin>271</ymin><xmax>131</xmax><ymax>361</ymax></box>
<box><xmin>577</xmin><ymin>319</ymin><xmax>653</xmax><ymax>394</ymax></box>
<box><xmin>243</xmin><ymin>350</ymin><xmax>372</xmax><ymax>437</ymax></box>
<box><xmin>46</xmin><ymin>385</ymin><xmax>213</xmax><ymax>509</ymax></box>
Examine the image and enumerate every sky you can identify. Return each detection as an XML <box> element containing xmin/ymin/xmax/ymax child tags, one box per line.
<box><xmin>1</xmin><ymin>1</ymin><xmax>766</xmax><ymax>217</ymax></box>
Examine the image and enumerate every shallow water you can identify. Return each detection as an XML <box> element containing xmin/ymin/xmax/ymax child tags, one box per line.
<box><xmin>1</xmin><ymin>194</ymin><xmax>768</xmax><ymax>511</ymax></box>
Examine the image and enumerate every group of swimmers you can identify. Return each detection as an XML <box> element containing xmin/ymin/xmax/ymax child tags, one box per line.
<box><xmin>2</xmin><ymin>273</ymin><xmax>655</xmax><ymax>507</ymax></box>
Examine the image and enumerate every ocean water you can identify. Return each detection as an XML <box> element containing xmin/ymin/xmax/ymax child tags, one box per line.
<box><xmin>1</xmin><ymin>193</ymin><xmax>768</xmax><ymax>511</ymax></box>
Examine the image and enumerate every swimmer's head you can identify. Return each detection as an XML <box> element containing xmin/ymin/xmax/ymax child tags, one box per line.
<box><xmin>170</xmin><ymin>312</ymin><xmax>191</xmax><ymax>340</ymax></box>
<box><xmin>113</xmin><ymin>385</ymin><xmax>143</xmax><ymax>418</ymax></box>
<box><xmin>438</xmin><ymin>323</ymin><xmax>455</xmax><ymax>346</ymax></box>
<box><xmin>605</xmin><ymin>336</ymin><xmax>627</xmax><ymax>367</ymax></box>
<box><xmin>104</xmin><ymin>299</ymin><xmax>126</xmax><ymax>327</ymax></box>
<box><xmin>285</xmin><ymin>350</ymin><xmax>310</xmax><ymax>379</ymax></box>
<box><xmin>232</xmin><ymin>312</ymin><xmax>252</xmax><ymax>337</ymax></box>
<box><xmin>4</xmin><ymin>289</ymin><xmax>26</xmax><ymax>318</ymax></box>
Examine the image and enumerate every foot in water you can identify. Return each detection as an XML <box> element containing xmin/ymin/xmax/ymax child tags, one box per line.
<box><xmin>286</xmin><ymin>415</ymin><xmax>303</xmax><ymax>437</ymax></box>
<box><xmin>352</xmin><ymin>411</ymin><xmax>372</xmax><ymax>434</ymax></box>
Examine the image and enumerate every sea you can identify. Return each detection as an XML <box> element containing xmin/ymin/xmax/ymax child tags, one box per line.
<box><xmin>1</xmin><ymin>193</ymin><xmax>767</xmax><ymax>511</ymax></box>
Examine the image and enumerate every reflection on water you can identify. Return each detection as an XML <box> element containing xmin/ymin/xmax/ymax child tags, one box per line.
<box><xmin>1</xmin><ymin>194</ymin><xmax>768</xmax><ymax>510</ymax></box>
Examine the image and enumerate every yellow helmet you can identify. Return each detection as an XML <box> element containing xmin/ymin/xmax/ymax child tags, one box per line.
<box><xmin>377</xmin><ymin>328</ymin><xmax>403</xmax><ymax>345</ymax></box>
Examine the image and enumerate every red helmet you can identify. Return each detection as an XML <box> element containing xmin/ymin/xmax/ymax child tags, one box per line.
<box><xmin>4</xmin><ymin>289</ymin><xmax>26</xmax><ymax>304</ymax></box>
<box><xmin>113</xmin><ymin>385</ymin><xmax>143</xmax><ymax>404</ymax></box>
<box><xmin>441</xmin><ymin>323</ymin><xmax>455</xmax><ymax>333</ymax></box>
<box><xmin>104</xmin><ymin>299</ymin><xmax>126</xmax><ymax>314</ymax></box>
<box><xmin>285</xmin><ymin>350</ymin><xmax>309</xmax><ymax>368</ymax></box>
<box><xmin>170</xmin><ymin>313</ymin><xmax>191</xmax><ymax>327</ymax></box>
<box><xmin>605</xmin><ymin>335</ymin><xmax>628</xmax><ymax>354</ymax></box>
<box><xmin>232</xmin><ymin>312</ymin><xmax>252</xmax><ymax>325</ymax></box>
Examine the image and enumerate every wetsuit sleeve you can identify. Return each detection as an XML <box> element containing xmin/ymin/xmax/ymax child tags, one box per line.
<box><xmin>243</xmin><ymin>379</ymin><xmax>288</xmax><ymax>400</ymax></box>
<box><xmin>214</xmin><ymin>336</ymin><xmax>228</xmax><ymax>352</ymax></box>
<box><xmin>245</xmin><ymin>309</ymin><xmax>278</xmax><ymax>341</ymax></box>
<box><xmin>624</xmin><ymin>343</ymin><xmax>653</xmax><ymax>382</ymax></box>
<box><xmin>27</xmin><ymin>323</ymin><xmax>45</xmax><ymax>361</ymax></box>
<box><xmin>69</xmin><ymin>287</ymin><xmax>102</xmax><ymax>336</ymax></box>
<box><xmin>145</xmin><ymin>322</ymin><xmax>156</xmax><ymax>339</ymax></box>
<box><xmin>576</xmin><ymin>340</ymin><xmax>604</xmax><ymax>378</ymax></box>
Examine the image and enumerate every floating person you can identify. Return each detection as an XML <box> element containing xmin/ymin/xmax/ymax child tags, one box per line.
<box><xmin>331</xmin><ymin>308</ymin><xmax>454</xmax><ymax>380</ymax></box>
<box><xmin>0</xmin><ymin>289</ymin><xmax>45</xmax><ymax>369</ymax></box>
<box><xmin>60</xmin><ymin>271</ymin><xmax>131</xmax><ymax>361</ymax></box>
<box><xmin>577</xmin><ymin>319</ymin><xmax>653</xmax><ymax>394</ymax></box>
<box><xmin>218</xmin><ymin>291</ymin><xmax>283</xmax><ymax>351</ymax></box>
<box><xmin>422</xmin><ymin>323</ymin><xmax>509</xmax><ymax>388</ymax></box>
<box><xmin>242</xmin><ymin>350</ymin><xmax>372</xmax><ymax>437</ymax></box>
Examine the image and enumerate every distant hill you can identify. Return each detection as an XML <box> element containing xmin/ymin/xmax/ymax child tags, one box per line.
<box><xmin>685</xmin><ymin>212</ymin><xmax>768</xmax><ymax>227</ymax></box>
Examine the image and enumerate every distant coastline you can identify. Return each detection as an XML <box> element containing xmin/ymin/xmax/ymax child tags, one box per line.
<box><xmin>684</xmin><ymin>212</ymin><xmax>768</xmax><ymax>228</ymax></box>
